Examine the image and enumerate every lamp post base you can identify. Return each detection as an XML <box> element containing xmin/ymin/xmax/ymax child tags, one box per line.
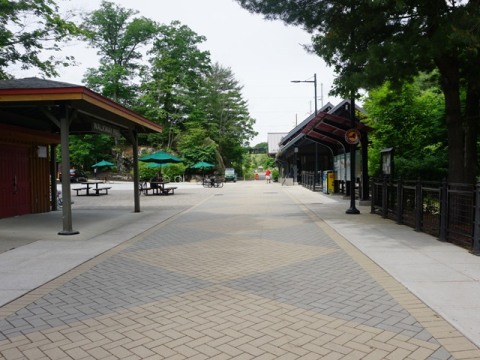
<box><xmin>346</xmin><ymin>207</ymin><xmax>360</xmax><ymax>215</ymax></box>
<box><xmin>58</xmin><ymin>230</ymin><xmax>80</xmax><ymax>236</ymax></box>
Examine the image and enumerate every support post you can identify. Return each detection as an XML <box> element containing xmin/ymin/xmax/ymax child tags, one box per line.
<box><xmin>58</xmin><ymin>108</ymin><xmax>79</xmax><ymax>235</ymax></box>
<box><xmin>50</xmin><ymin>144</ymin><xmax>58</xmax><ymax>211</ymax></box>
<box><xmin>132</xmin><ymin>131</ymin><xmax>140</xmax><ymax>213</ymax></box>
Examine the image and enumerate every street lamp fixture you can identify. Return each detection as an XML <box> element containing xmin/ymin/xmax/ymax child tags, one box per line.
<box><xmin>291</xmin><ymin>74</ymin><xmax>319</xmax><ymax>189</ymax></box>
<box><xmin>291</xmin><ymin>73</ymin><xmax>318</xmax><ymax>115</ymax></box>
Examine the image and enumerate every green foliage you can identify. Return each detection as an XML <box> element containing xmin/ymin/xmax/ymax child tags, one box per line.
<box><xmin>162</xmin><ymin>163</ymin><xmax>186</xmax><ymax>180</ymax></box>
<box><xmin>81</xmin><ymin>0</ymin><xmax>158</xmax><ymax>104</ymax></box>
<box><xmin>138</xmin><ymin>20</ymin><xmax>211</xmax><ymax>148</ymax></box>
<box><xmin>0</xmin><ymin>0</ymin><xmax>80</xmax><ymax>79</ymax></box>
<box><xmin>59</xmin><ymin>4</ymin><xmax>256</xmax><ymax>173</ymax></box>
<box><xmin>199</xmin><ymin>63</ymin><xmax>257</xmax><ymax>168</ymax></box>
<box><xmin>255</xmin><ymin>154</ymin><xmax>275</xmax><ymax>170</ymax></box>
<box><xmin>271</xmin><ymin>169</ymin><xmax>279</xmax><ymax>182</ymax></box>
<box><xmin>363</xmin><ymin>74</ymin><xmax>448</xmax><ymax>180</ymax></box>
<box><xmin>137</xmin><ymin>162</ymin><xmax>157</xmax><ymax>181</ymax></box>
<box><xmin>235</xmin><ymin>0</ymin><xmax>480</xmax><ymax>183</ymax></box>
<box><xmin>59</xmin><ymin>134</ymin><xmax>115</xmax><ymax>174</ymax></box>
<box><xmin>176</xmin><ymin>126</ymin><xmax>218</xmax><ymax>168</ymax></box>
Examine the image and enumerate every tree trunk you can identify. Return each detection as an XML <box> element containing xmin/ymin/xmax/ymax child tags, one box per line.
<box><xmin>436</xmin><ymin>57</ymin><xmax>468</xmax><ymax>183</ymax></box>
<box><xmin>465</xmin><ymin>80</ymin><xmax>480</xmax><ymax>184</ymax></box>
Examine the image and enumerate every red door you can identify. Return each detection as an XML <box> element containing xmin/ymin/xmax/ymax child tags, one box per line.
<box><xmin>0</xmin><ymin>145</ymin><xmax>31</xmax><ymax>218</ymax></box>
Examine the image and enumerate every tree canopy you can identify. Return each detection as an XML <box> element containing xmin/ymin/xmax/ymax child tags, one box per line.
<box><xmin>78</xmin><ymin>3</ymin><xmax>257</xmax><ymax>173</ymax></box>
<box><xmin>364</xmin><ymin>73</ymin><xmax>447</xmax><ymax>180</ymax></box>
<box><xmin>81</xmin><ymin>0</ymin><xmax>158</xmax><ymax>104</ymax></box>
<box><xmin>236</xmin><ymin>0</ymin><xmax>480</xmax><ymax>183</ymax></box>
<box><xmin>0</xmin><ymin>0</ymin><xmax>80</xmax><ymax>79</ymax></box>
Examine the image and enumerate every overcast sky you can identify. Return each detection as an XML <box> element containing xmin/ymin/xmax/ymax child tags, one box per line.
<box><xmin>17</xmin><ymin>0</ymin><xmax>342</xmax><ymax>145</ymax></box>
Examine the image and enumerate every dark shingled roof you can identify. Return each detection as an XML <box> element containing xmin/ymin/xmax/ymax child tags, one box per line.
<box><xmin>0</xmin><ymin>77</ymin><xmax>81</xmax><ymax>89</ymax></box>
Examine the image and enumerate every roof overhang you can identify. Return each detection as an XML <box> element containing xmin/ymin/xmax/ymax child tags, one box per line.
<box><xmin>301</xmin><ymin>112</ymin><xmax>371</xmax><ymax>147</ymax></box>
<box><xmin>0</xmin><ymin>78</ymin><xmax>162</xmax><ymax>137</ymax></box>
<box><xmin>276</xmin><ymin>110</ymin><xmax>372</xmax><ymax>159</ymax></box>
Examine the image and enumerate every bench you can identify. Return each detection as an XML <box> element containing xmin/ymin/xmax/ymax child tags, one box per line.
<box><xmin>74</xmin><ymin>186</ymin><xmax>111</xmax><ymax>196</ymax></box>
<box><xmin>94</xmin><ymin>186</ymin><xmax>111</xmax><ymax>195</ymax></box>
<box><xmin>143</xmin><ymin>186</ymin><xmax>177</xmax><ymax>195</ymax></box>
<box><xmin>73</xmin><ymin>187</ymin><xmax>88</xmax><ymax>195</ymax></box>
<box><xmin>161</xmin><ymin>186</ymin><xmax>177</xmax><ymax>195</ymax></box>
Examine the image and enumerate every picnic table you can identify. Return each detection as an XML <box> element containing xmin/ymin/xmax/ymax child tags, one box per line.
<box><xmin>74</xmin><ymin>181</ymin><xmax>112</xmax><ymax>196</ymax></box>
<box><xmin>142</xmin><ymin>181</ymin><xmax>177</xmax><ymax>196</ymax></box>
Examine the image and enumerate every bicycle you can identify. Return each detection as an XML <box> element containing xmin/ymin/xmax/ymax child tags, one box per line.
<box><xmin>203</xmin><ymin>176</ymin><xmax>224</xmax><ymax>188</ymax></box>
<box><xmin>138</xmin><ymin>180</ymin><xmax>148</xmax><ymax>195</ymax></box>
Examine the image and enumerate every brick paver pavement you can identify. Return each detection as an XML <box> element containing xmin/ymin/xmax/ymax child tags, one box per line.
<box><xmin>1</xmin><ymin>183</ymin><xmax>479</xmax><ymax>359</ymax></box>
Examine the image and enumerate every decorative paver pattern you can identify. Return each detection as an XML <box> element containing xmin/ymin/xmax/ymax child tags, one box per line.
<box><xmin>1</xmin><ymin>184</ymin><xmax>479</xmax><ymax>359</ymax></box>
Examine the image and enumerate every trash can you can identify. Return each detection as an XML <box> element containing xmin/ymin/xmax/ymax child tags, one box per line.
<box><xmin>322</xmin><ymin>170</ymin><xmax>334</xmax><ymax>194</ymax></box>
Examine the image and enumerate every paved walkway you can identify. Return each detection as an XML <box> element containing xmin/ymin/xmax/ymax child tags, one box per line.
<box><xmin>0</xmin><ymin>182</ymin><xmax>479</xmax><ymax>359</ymax></box>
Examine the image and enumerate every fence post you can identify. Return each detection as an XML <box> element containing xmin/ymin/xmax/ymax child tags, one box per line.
<box><xmin>382</xmin><ymin>176</ymin><xmax>388</xmax><ymax>218</ymax></box>
<box><xmin>472</xmin><ymin>182</ymin><xmax>480</xmax><ymax>255</ymax></box>
<box><xmin>370</xmin><ymin>178</ymin><xmax>375</xmax><ymax>214</ymax></box>
<box><xmin>397</xmin><ymin>178</ymin><xmax>403</xmax><ymax>224</ymax></box>
<box><xmin>415</xmin><ymin>178</ymin><xmax>422</xmax><ymax>232</ymax></box>
<box><xmin>439</xmin><ymin>178</ymin><xmax>448</xmax><ymax>242</ymax></box>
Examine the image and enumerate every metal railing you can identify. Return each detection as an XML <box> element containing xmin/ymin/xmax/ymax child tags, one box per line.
<box><xmin>371</xmin><ymin>178</ymin><xmax>480</xmax><ymax>254</ymax></box>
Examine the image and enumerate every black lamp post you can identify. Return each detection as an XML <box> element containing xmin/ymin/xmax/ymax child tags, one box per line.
<box><xmin>346</xmin><ymin>91</ymin><xmax>360</xmax><ymax>214</ymax></box>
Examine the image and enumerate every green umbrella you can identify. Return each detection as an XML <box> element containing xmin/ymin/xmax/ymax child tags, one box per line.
<box><xmin>139</xmin><ymin>151</ymin><xmax>182</xmax><ymax>164</ymax></box>
<box><xmin>92</xmin><ymin>160</ymin><xmax>114</xmax><ymax>168</ymax></box>
<box><xmin>191</xmin><ymin>161</ymin><xmax>215</xmax><ymax>169</ymax></box>
<box><xmin>146</xmin><ymin>162</ymin><xmax>168</xmax><ymax>168</ymax></box>
<box><xmin>191</xmin><ymin>161</ymin><xmax>215</xmax><ymax>178</ymax></box>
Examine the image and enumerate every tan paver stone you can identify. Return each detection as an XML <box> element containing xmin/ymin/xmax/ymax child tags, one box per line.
<box><xmin>194</xmin><ymin>343</ymin><xmax>222</xmax><ymax>357</ymax></box>
<box><xmin>216</xmin><ymin>343</ymin><xmax>243</xmax><ymax>357</ymax></box>
<box><xmin>362</xmin><ymin>348</ymin><xmax>390</xmax><ymax>360</ymax></box>
<box><xmin>22</xmin><ymin>347</ymin><xmax>49</xmax><ymax>359</ymax></box>
<box><xmin>407</xmin><ymin>346</ymin><xmax>435</xmax><ymax>360</ymax></box>
<box><xmin>385</xmin><ymin>347</ymin><xmax>412</xmax><ymax>360</ymax></box>
<box><xmin>122</xmin><ymin>238</ymin><xmax>338</xmax><ymax>283</ymax></box>
<box><xmin>451</xmin><ymin>349</ymin><xmax>480</xmax><ymax>359</ymax></box>
<box><xmin>345</xmin><ymin>340</ymin><xmax>374</xmax><ymax>353</ymax></box>
<box><xmin>43</xmin><ymin>346</ymin><xmax>69</xmax><ymax>359</ymax></box>
<box><xmin>172</xmin><ymin>344</ymin><xmax>199</xmax><ymax>358</ymax></box>
<box><xmin>342</xmin><ymin>350</ymin><xmax>369</xmax><ymax>360</ymax></box>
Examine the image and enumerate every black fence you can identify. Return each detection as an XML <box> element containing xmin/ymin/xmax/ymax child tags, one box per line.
<box><xmin>371</xmin><ymin>178</ymin><xmax>480</xmax><ymax>254</ymax></box>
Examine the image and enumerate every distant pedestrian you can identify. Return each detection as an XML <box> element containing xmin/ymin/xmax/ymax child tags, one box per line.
<box><xmin>265</xmin><ymin>168</ymin><xmax>271</xmax><ymax>183</ymax></box>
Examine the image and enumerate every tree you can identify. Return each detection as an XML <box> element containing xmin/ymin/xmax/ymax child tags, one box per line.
<box><xmin>138</xmin><ymin>21</ymin><xmax>212</xmax><ymax>148</ymax></box>
<box><xmin>176</xmin><ymin>125</ymin><xmax>219</xmax><ymax>167</ymax></box>
<box><xmin>235</xmin><ymin>0</ymin><xmax>480</xmax><ymax>183</ymax></box>
<box><xmin>0</xmin><ymin>0</ymin><xmax>80</xmax><ymax>79</ymax></box>
<box><xmin>201</xmin><ymin>63</ymin><xmax>257</xmax><ymax>169</ymax></box>
<box><xmin>60</xmin><ymin>134</ymin><xmax>115</xmax><ymax>173</ymax></box>
<box><xmin>363</xmin><ymin>73</ymin><xmax>447</xmax><ymax>180</ymax></box>
<box><xmin>81</xmin><ymin>0</ymin><xmax>158</xmax><ymax>105</ymax></box>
